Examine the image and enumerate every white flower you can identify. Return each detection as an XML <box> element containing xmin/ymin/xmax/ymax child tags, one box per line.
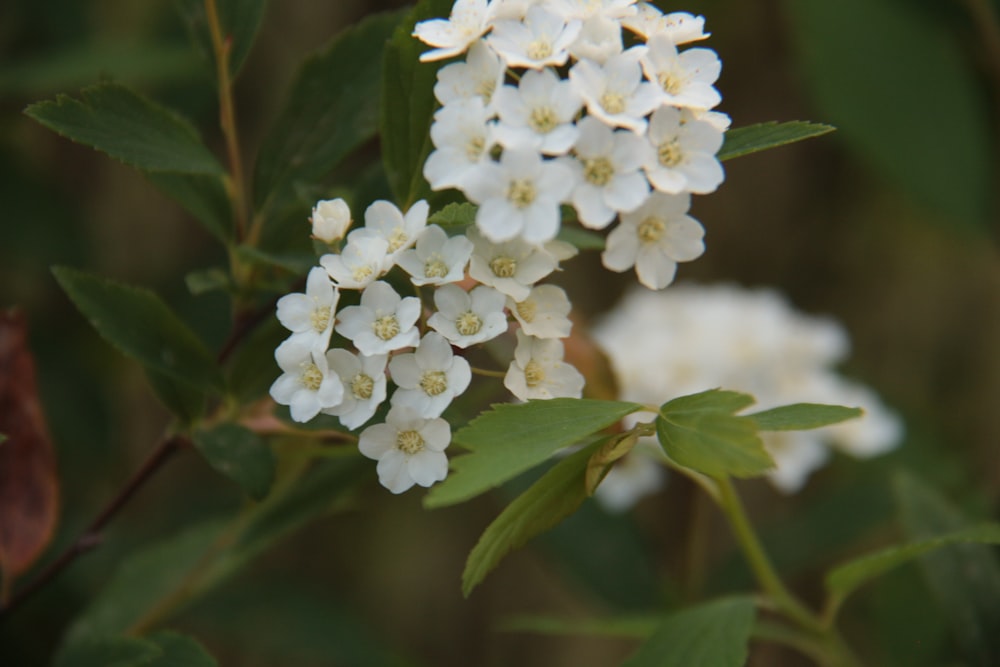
<box><xmin>397</xmin><ymin>224</ymin><xmax>474</xmax><ymax>286</ymax></box>
<box><xmin>358</xmin><ymin>405</ymin><xmax>451</xmax><ymax>494</ymax></box>
<box><xmin>275</xmin><ymin>266</ymin><xmax>339</xmax><ymax>353</ymax></box>
<box><xmin>622</xmin><ymin>5</ymin><xmax>708</xmax><ymax>44</ymax></box>
<box><xmin>569</xmin><ymin>48</ymin><xmax>660</xmax><ymax>133</ymax></box>
<box><xmin>322</xmin><ymin>350</ymin><xmax>388</xmax><ymax>430</ymax></box>
<box><xmin>424</xmin><ymin>97</ymin><xmax>497</xmax><ymax>191</ymax></box>
<box><xmin>320</xmin><ymin>230</ymin><xmax>389</xmax><ymax>290</ymax></box>
<box><xmin>434</xmin><ymin>40</ymin><xmax>505</xmax><ymax>108</ymax></box>
<box><xmin>564</xmin><ymin>116</ymin><xmax>650</xmax><ymax>229</ymax></box>
<box><xmin>413</xmin><ymin>0</ymin><xmax>491</xmax><ymax>62</ymax></box>
<box><xmin>594</xmin><ymin>441</ymin><xmax>667</xmax><ymax>512</ymax></box>
<box><xmin>493</xmin><ymin>68</ymin><xmax>582</xmax><ymax>155</ymax></box>
<box><xmin>508</xmin><ymin>284</ymin><xmax>572</xmax><ymax>338</ymax></box>
<box><xmin>488</xmin><ymin>6</ymin><xmax>582</xmax><ymax>69</ymax></box>
<box><xmin>362</xmin><ymin>199</ymin><xmax>428</xmax><ymax>268</ymax></box>
<box><xmin>389</xmin><ymin>332</ymin><xmax>472</xmax><ymax>418</ymax></box>
<box><xmin>467</xmin><ymin>226</ymin><xmax>559</xmax><ymax>301</ymax></box>
<box><xmin>544</xmin><ymin>0</ymin><xmax>637</xmax><ymax>21</ymax></box>
<box><xmin>602</xmin><ymin>192</ymin><xmax>704</xmax><ymax>290</ymax></box>
<box><xmin>463</xmin><ymin>147</ymin><xmax>575</xmax><ymax>244</ymax></box>
<box><xmin>567</xmin><ymin>14</ymin><xmax>624</xmax><ymax>64</ymax></box>
<box><xmin>270</xmin><ymin>337</ymin><xmax>345</xmax><ymax>423</ymax></box>
<box><xmin>505</xmin><ymin>329</ymin><xmax>585</xmax><ymax>400</ymax></box>
<box><xmin>640</xmin><ymin>33</ymin><xmax>722</xmax><ymax>111</ymax></box>
<box><xmin>310</xmin><ymin>198</ymin><xmax>352</xmax><ymax>244</ymax></box>
<box><xmin>487</xmin><ymin>0</ymin><xmax>535</xmax><ymax>22</ymax></box>
<box><xmin>643</xmin><ymin>106</ymin><xmax>724</xmax><ymax>195</ymax></box>
<box><xmin>334</xmin><ymin>281</ymin><xmax>421</xmax><ymax>356</ymax></box>
<box><xmin>428</xmin><ymin>283</ymin><xmax>509</xmax><ymax>348</ymax></box>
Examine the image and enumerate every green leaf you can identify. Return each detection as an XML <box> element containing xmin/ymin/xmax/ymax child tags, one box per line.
<box><xmin>145</xmin><ymin>368</ymin><xmax>207</xmax><ymax>424</ymax></box>
<box><xmin>824</xmin><ymin>523</ymin><xmax>1000</xmax><ymax>621</ymax></box>
<box><xmin>253</xmin><ymin>10</ymin><xmax>405</xmax><ymax>210</ymax></box>
<box><xmin>785</xmin><ymin>0</ymin><xmax>993</xmax><ymax>229</ymax></box>
<box><xmin>749</xmin><ymin>403</ymin><xmax>862</xmax><ymax>431</ymax></box>
<box><xmin>621</xmin><ymin>597</ymin><xmax>756</xmax><ymax>667</ymax></box>
<box><xmin>380</xmin><ymin>0</ymin><xmax>454</xmax><ymax>206</ymax></box>
<box><xmin>185</xmin><ymin>267</ymin><xmax>231</xmax><ymax>296</ymax></box>
<box><xmin>174</xmin><ymin>0</ymin><xmax>268</xmax><ymax>79</ymax></box>
<box><xmin>147</xmin><ymin>631</ymin><xmax>218</xmax><ymax>667</ymax></box>
<box><xmin>499</xmin><ymin>613</ymin><xmax>662</xmax><ymax>638</ymax></box>
<box><xmin>425</xmin><ymin>398</ymin><xmax>643</xmax><ymax>508</ymax></box>
<box><xmin>224</xmin><ymin>316</ymin><xmax>287</xmax><ymax>404</ymax></box>
<box><xmin>656</xmin><ymin>389</ymin><xmax>773</xmax><ymax>479</ymax></box>
<box><xmin>718</xmin><ymin>121</ymin><xmax>835</xmax><ymax>161</ymax></box>
<box><xmin>25</xmin><ymin>83</ymin><xmax>223</xmax><ymax>175</ymax></box>
<box><xmin>895</xmin><ymin>472</ymin><xmax>1000</xmax><ymax>665</ymax></box>
<box><xmin>463</xmin><ymin>440</ymin><xmax>600</xmax><ymax>596</ymax></box>
<box><xmin>53</xmin><ymin>267</ymin><xmax>222</xmax><ymax>391</ymax></box>
<box><xmin>193</xmin><ymin>423</ymin><xmax>276</xmax><ymax>501</ymax></box>
<box><xmin>148</xmin><ymin>173</ymin><xmax>231</xmax><ymax>243</ymax></box>
<box><xmin>54</xmin><ymin>636</ymin><xmax>162</xmax><ymax>667</ymax></box>
<box><xmin>557</xmin><ymin>225</ymin><xmax>605</xmax><ymax>250</ymax></box>
<box><xmin>428</xmin><ymin>202</ymin><xmax>477</xmax><ymax>227</ymax></box>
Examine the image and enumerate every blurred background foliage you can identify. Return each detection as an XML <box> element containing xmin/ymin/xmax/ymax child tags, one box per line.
<box><xmin>0</xmin><ymin>0</ymin><xmax>997</xmax><ymax>665</ymax></box>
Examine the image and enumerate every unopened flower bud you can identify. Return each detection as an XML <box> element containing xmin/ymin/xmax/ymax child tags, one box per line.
<box><xmin>311</xmin><ymin>198</ymin><xmax>352</xmax><ymax>244</ymax></box>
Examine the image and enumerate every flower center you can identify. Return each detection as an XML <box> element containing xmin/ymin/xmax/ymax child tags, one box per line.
<box><xmin>351</xmin><ymin>373</ymin><xmax>374</xmax><ymax>400</ymax></box>
<box><xmin>386</xmin><ymin>228</ymin><xmax>409</xmax><ymax>253</ymax></box>
<box><xmin>466</xmin><ymin>134</ymin><xmax>486</xmax><ymax>161</ymax></box>
<box><xmin>526</xmin><ymin>38</ymin><xmax>553</xmax><ymax>61</ymax></box>
<box><xmin>373</xmin><ymin>314</ymin><xmax>401</xmax><ymax>340</ymax></box>
<box><xmin>424</xmin><ymin>257</ymin><xmax>450</xmax><ymax>278</ymax></box>
<box><xmin>507</xmin><ymin>179</ymin><xmax>537</xmax><ymax>208</ymax></box>
<box><xmin>476</xmin><ymin>76</ymin><xmax>497</xmax><ymax>102</ymax></box>
<box><xmin>515</xmin><ymin>298</ymin><xmax>537</xmax><ymax>323</ymax></box>
<box><xmin>456</xmin><ymin>311</ymin><xmax>482</xmax><ymax>335</ymax></box>
<box><xmin>583</xmin><ymin>156</ymin><xmax>615</xmax><ymax>186</ymax></box>
<box><xmin>529</xmin><ymin>106</ymin><xmax>559</xmax><ymax>134</ymax></box>
<box><xmin>310</xmin><ymin>306</ymin><xmax>332</xmax><ymax>333</ymax></box>
<box><xmin>396</xmin><ymin>429</ymin><xmax>425</xmax><ymax>454</ymax></box>
<box><xmin>524</xmin><ymin>360</ymin><xmax>545</xmax><ymax>388</ymax></box>
<box><xmin>490</xmin><ymin>256</ymin><xmax>517</xmax><ymax>278</ymax></box>
<box><xmin>420</xmin><ymin>370</ymin><xmax>449</xmax><ymax>396</ymax></box>
<box><xmin>657</xmin><ymin>140</ymin><xmax>683</xmax><ymax>167</ymax></box>
<box><xmin>301</xmin><ymin>363</ymin><xmax>323</xmax><ymax>391</ymax></box>
<box><xmin>352</xmin><ymin>265</ymin><xmax>373</xmax><ymax>283</ymax></box>
<box><xmin>599</xmin><ymin>91</ymin><xmax>626</xmax><ymax>115</ymax></box>
<box><xmin>638</xmin><ymin>217</ymin><xmax>665</xmax><ymax>243</ymax></box>
<box><xmin>657</xmin><ymin>71</ymin><xmax>683</xmax><ymax>96</ymax></box>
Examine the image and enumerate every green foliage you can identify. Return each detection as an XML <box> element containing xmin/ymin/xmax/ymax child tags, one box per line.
<box><xmin>174</xmin><ymin>0</ymin><xmax>269</xmax><ymax>79</ymax></box>
<box><xmin>428</xmin><ymin>202</ymin><xmax>477</xmax><ymax>227</ymax></box>
<box><xmin>52</xmin><ymin>267</ymin><xmax>222</xmax><ymax>393</ymax></box>
<box><xmin>425</xmin><ymin>398</ymin><xmax>643</xmax><ymax>508</ymax></box>
<box><xmin>223</xmin><ymin>317</ymin><xmax>288</xmax><ymax>404</ymax></box>
<box><xmin>25</xmin><ymin>83</ymin><xmax>223</xmax><ymax>175</ymax></box>
<box><xmin>656</xmin><ymin>389</ymin><xmax>773</xmax><ymax>479</ymax></box>
<box><xmin>785</xmin><ymin>0</ymin><xmax>993</xmax><ymax>229</ymax></box>
<box><xmin>621</xmin><ymin>597</ymin><xmax>756</xmax><ymax>667</ymax></box>
<box><xmin>556</xmin><ymin>225</ymin><xmax>605</xmax><ymax>250</ymax></box>
<box><xmin>718</xmin><ymin>121</ymin><xmax>835</xmax><ymax>161</ymax></box>
<box><xmin>749</xmin><ymin>403</ymin><xmax>862</xmax><ymax>431</ymax></box>
<box><xmin>499</xmin><ymin>613</ymin><xmax>661</xmax><ymax>638</ymax></box>
<box><xmin>193</xmin><ymin>423</ymin><xmax>276</xmax><ymax>501</ymax></box>
<box><xmin>147</xmin><ymin>173</ymin><xmax>232</xmax><ymax>243</ymax></box>
<box><xmin>54</xmin><ymin>636</ymin><xmax>161</xmax><ymax>667</ymax></box>
<box><xmin>380</xmin><ymin>0</ymin><xmax>454</xmax><ymax>206</ymax></box>
<box><xmin>462</xmin><ymin>440</ymin><xmax>601</xmax><ymax>596</ymax></box>
<box><xmin>145</xmin><ymin>632</ymin><xmax>218</xmax><ymax>667</ymax></box>
<box><xmin>253</xmin><ymin>10</ymin><xmax>405</xmax><ymax>211</ymax></box>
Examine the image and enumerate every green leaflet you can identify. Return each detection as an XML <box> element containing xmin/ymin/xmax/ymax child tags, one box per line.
<box><xmin>749</xmin><ymin>403</ymin><xmax>862</xmax><ymax>431</ymax></box>
<box><xmin>428</xmin><ymin>202</ymin><xmax>477</xmax><ymax>228</ymax></box>
<box><xmin>718</xmin><ymin>121</ymin><xmax>835</xmax><ymax>161</ymax></box>
<box><xmin>53</xmin><ymin>636</ymin><xmax>162</xmax><ymax>667</ymax></box>
<box><xmin>193</xmin><ymin>423</ymin><xmax>276</xmax><ymax>501</ymax></box>
<box><xmin>145</xmin><ymin>632</ymin><xmax>218</xmax><ymax>667</ymax></box>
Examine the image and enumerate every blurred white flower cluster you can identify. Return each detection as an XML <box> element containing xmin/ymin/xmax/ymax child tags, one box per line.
<box><xmin>415</xmin><ymin>0</ymin><xmax>726</xmax><ymax>289</ymax></box>
<box><xmin>592</xmin><ymin>284</ymin><xmax>904</xmax><ymax>509</ymax></box>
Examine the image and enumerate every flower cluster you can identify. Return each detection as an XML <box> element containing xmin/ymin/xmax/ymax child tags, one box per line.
<box><xmin>270</xmin><ymin>197</ymin><xmax>584</xmax><ymax>494</ymax></box>
<box><xmin>415</xmin><ymin>0</ymin><xmax>726</xmax><ymax>289</ymax></box>
<box><xmin>591</xmin><ymin>284</ymin><xmax>904</xmax><ymax>508</ymax></box>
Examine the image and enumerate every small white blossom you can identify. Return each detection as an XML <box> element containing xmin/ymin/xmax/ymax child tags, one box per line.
<box><xmin>362</xmin><ymin>199</ymin><xmax>428</xmax><ymax>268</ymax></box>
<box><xmin>602</xmin><ymin>192</ymin><xmax>704</xmax><ymax>290</ymax></box>
<box><xmin>487</xmin><ymin>0</ymin><xmax>535</xmax><ymax>22</ymax></box>
<box><xmin>413</xmin><ymin>0</ymin><xmax>491</xmax><ymax>62</ymax></box>
<box><xmin>276</xmin><ymin>266</ymin><xmax>339</xmax><ymax>353</ymax></box>
<box><xmin>335</xmin><ymin>281</ymin><xmax>421</xmax><ymax>356</ymax></box>
<box><xmin>270</xmin><ymin>337</ymin><xmax>345</xmax><ymax>423</ymax></box>
<box><xmin>320</xmin><ymin>230</ymin><xmax>389</xmax><ymax>290</ymax></box>
<box><xmin>640</xmin><ymin>33</ymin><xmax>722</xmax><ymax>111</ymax></box>
<box><xmin>467</xmin><ymin>226</ymin><xmax>560</xmax><ymax>301</ymax></box>
<box><xmin>425</xmin><ymin>98</ymin><xmax>497</xmax><ymax>191</ymax></box>
<box><xmin>505</xmin><ymin>330</ymin><xmax>585</xmax><ymax>400</ymax></box>
<box><xmin>322</xmin><ymin>350</ymin><xmax>388</xmax><ymax>430</ymax></box>
<box><xmin>643</xmin><ymin>106</ymin><xmax>724</xmax><ymax>195</ymax></box>
<box><xmin>389</xmin><ymin>332</ymin><xmax>472</xmax><ymax>418</ymax></box>
<box><xmin>622</xmin><ymin>5</ymin><xmax>708</xmax><ymax>44</ymax></box>
<box><xmin>569</xmin><ymin>48</ymin><xmax>660</xmax><ymax>133</ymax></box>
<box><xmin>434</xmin><ymin>40</ymin><xmax>506</xmax><ymax>108</ymax></box>
<box><xmin>508</xmin><ymin>284</ymin><xmax>572</xmax><ymax>338</ymax></box>
<box><xmin>358</xmin><ymin>405</ymin><xmax>451</xmax><ymax>494</ymax></box>
<box><xmin>488</xmin><ymin>6</ymin><xmax>582</xmax><ymax>70</ymax></box>
<box><xmin>493</xmin><ymin>68</ymin><xmax>582</xmax><ymax>155</ymax></box>
<box><xmin>544</xmin><ymin>0</ymin><xmax>638</xmax><ymax>21</ymax></box>
<box><xmin>397</xmin><ymin>224</ymin><xmax>474</xmax><ymax>286</ymax></box>
<box><xmin>567</xmin><ymin>14</ymin><xmax>624</xmax><ymax>64</ymax></box>
<box><xmin>310</xmin><ymin>198</ymin><xmax>352</xmax><ymax>244</ymax></box>
<box><xmin>428</xmin><ymin>283</ymin><xmax>509</xmax><ymax>348</ymax></box>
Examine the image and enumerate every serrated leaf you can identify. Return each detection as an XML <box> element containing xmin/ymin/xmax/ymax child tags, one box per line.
<box><xmin>749</xmin><ymin>403</ymin><xmax>862</xmax><ymax>431</ymax></box>
<box><xmin>463</xmin><ymin>440</ymin><xmax>600</xmax><ymax>596</ymax></box>
<box><xmin>53</xmin><ymin>267</ymin><xmax>222</xmax><ymax>392</ymax></box>
<box><xmin>824</xmin><ymin>522</ymin><xmax>1000</xmax><ymax>623</ymax></box>
<box><xmin>174</xmin><ymin>0</ymin><xmax>268</xmax><ymax>79</ymax></box>
<box><xmin>895</xmin><ymin>472</ymin><xmax>1000</xmax><ymax>665</ymax></box>
<box><xmin>147</xmin><ymin>631</ymin><xmax>218</xmax><ymax>667</ymax></box>
<box><xmin>148</xmin><ymin>173</ymin><xmax>231</xmax><ymax>243</ymax></box>
<box><xmin>25</xmin><ymin>83</ymin><xmax>223</xmax><ymax>175</ymax></box>
<box><xmin>254</xmin><ymin>10</ymin><xmax>404</xmax><ymax>210</ymax></box>
<box><xmin>656</xmin><ymin>389</ymin><xmax>773</xmax><ymax>479</ymax></box>
<box><xmin>428</xmin><ymin>202</ymin><xmax>477</xmax><ymax>227</ymax></box>
<box><xmin>718</xmin><ymin>121</ymin><xmax>835</xmax><ymax>161</ymax></box>
<box><xmin>425</xmin><ymin>398</ymin><xmax>643</xmax><ymax>508</ymax></box>
<box><xmin>193</xmin><ymin>423</ymin><xmax>275</xmax><ymax>501</ymax></box>
<box><xmin>621</xmin><ymin>597</ymin><xmax>756</xmax><ymax>667</ymax></box>
<box><xmin>380</xmin><ymin>0</ymin><xmax>454</xmax><ymax>206</ymax></box>
<box><xmin>54</xmin><ymin>636</ymin><xmax>162</xmax><ymax>667</ymax></box>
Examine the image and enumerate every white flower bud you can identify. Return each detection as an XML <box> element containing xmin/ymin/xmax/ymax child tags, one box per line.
<box><xmin>311</xmin><ymin>198</ymin><xmax>352</xmax><ymax>243</ymax></box>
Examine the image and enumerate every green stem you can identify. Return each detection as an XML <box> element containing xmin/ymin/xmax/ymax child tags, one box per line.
<box><xmin>470</xmin><ymin>366</ymin><xmax>506</xmax><ymax>378</ymax></box>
